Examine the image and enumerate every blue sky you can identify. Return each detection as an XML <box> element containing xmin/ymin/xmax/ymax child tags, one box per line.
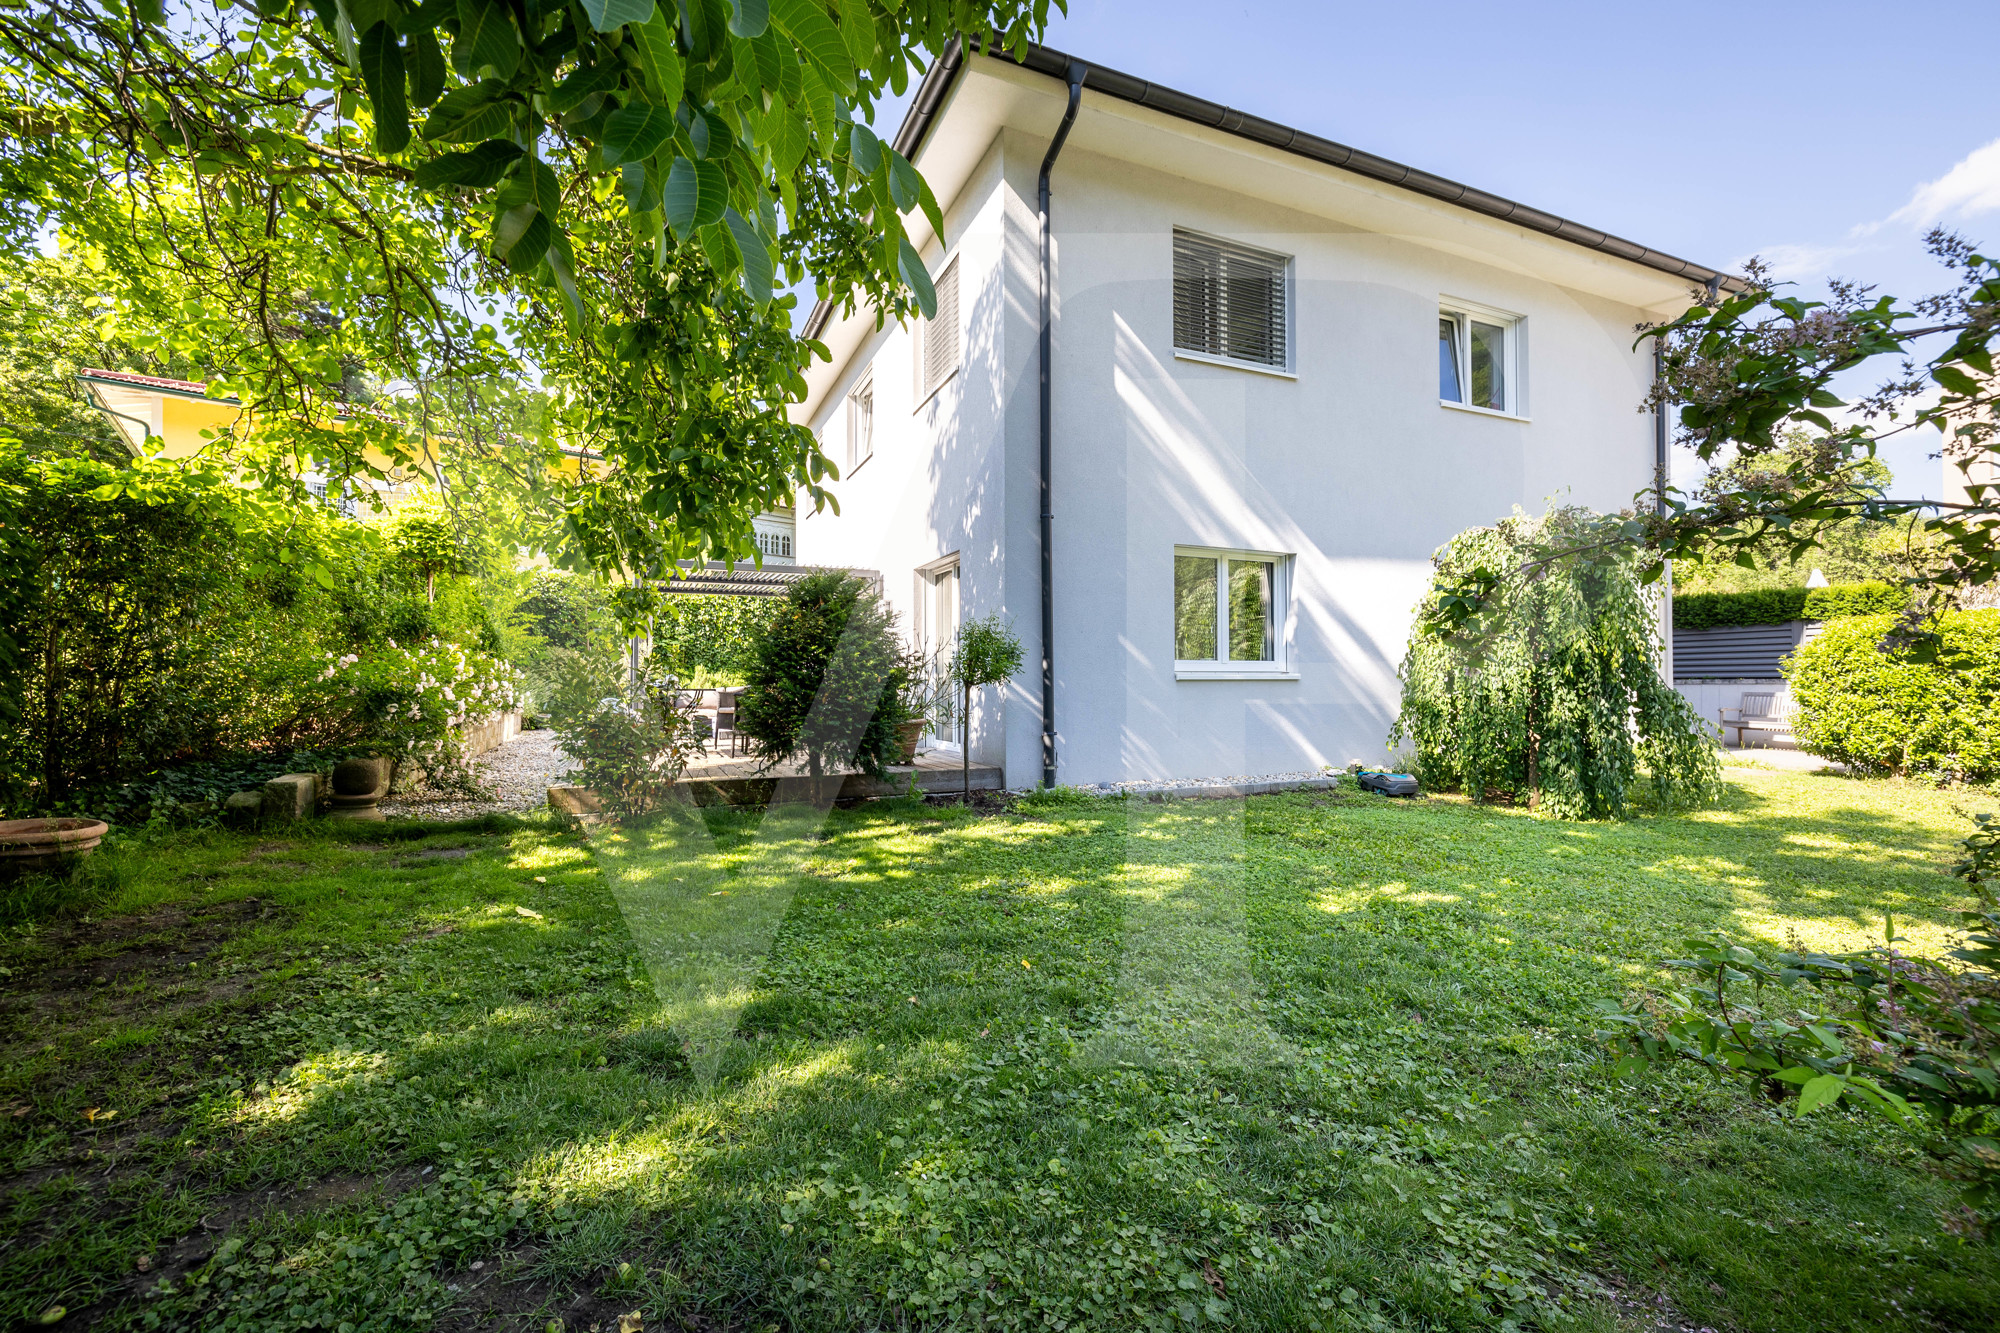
<box><xmin>861</xmin><ymin>0</ymin><xmax>1999</xmax><ymax>498</ymax></box>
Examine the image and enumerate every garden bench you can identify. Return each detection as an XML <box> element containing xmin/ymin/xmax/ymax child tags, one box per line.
<box><xmin>1718</xmin><ymin>692</ymin><xmax>1793</xmax><ymax>747</ymax></box>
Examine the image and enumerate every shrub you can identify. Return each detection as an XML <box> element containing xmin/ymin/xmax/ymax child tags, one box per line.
<box><xmin>1785</xmin><ymin>610</ymin><xmax>2000</xmax><ymax>780</ymax></box>
<box><xmin>1393</xmin><ymin>506</ymin><xmax>1720</xmax><ymax>818</ymax></box>
<box><xmin>514</xmin><ymin>570</ymin><xmax>617</xmax><ymax>653</ymax></box>
<box><xmin>1673</xmin><ymin>581</ymin><xmax>1904</xmax><ymax>630</ymax></box>
<box><xmin>557</xmin><ymin>679</ymin><xmax>707</xmax><ymax>818</ymax></box>
<box><xmin>736</xmin><ymin>571</ymin><xmax>908</xmax><ymax>778</ymax></box>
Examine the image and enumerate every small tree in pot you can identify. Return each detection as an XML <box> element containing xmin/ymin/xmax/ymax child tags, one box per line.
<box><xmin>736</xmin><ymin>572</ymin><xmax>909</xmax><ymax>784</ymax></box>
<box><xmin>951</xmin><ymin>616</ymin><xmax>1024</xmax><ymax>802</ymax></box>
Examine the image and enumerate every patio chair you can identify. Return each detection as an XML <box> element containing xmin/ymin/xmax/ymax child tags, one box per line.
<box><xmin>1718</xmin><ymin>692</ymin><xmax>1793</xmax><ymax>747</ymax></box>
<box><xmin>711</xmin><ymin>687</ymin><xmax>745</xmax><ymax>757</ymax></box>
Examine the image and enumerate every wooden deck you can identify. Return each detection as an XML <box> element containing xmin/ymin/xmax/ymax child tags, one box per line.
<box><xmin>677</xmin><ymin>746</ymin><xmax>1004</xmax><ymax>805</ymax></box>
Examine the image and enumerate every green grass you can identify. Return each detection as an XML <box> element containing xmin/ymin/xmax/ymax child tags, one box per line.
<box><xmin>1</xmin><ymin>768</ymin><xmax>1996</xmax><ymax>1331</ymax></box>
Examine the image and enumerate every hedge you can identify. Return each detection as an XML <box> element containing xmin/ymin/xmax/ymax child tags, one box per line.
<box><xmin>1673</xmin><ymin>581</ymin><xmax>1904</xmax><ymax>630</ymax></box>
<box><xmin>1785</xmin><ymin>610</ymin><xmax>2000</xmax><ymax>780</ymax></box>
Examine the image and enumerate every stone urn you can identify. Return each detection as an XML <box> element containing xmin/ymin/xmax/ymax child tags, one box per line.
<box><xmin>0</xmin><ymin>817</ymin><xmax>109</xmax><ymax>873</ymax></box>
<box><xmin>894</xmin><ymin>719</ymin><xmax>927</xmax><ymax>765</ymax></box>
<box><xmin>327</xmin><ymin>755</ymin><xmax>394</xmax><ymax>821</ymax></box>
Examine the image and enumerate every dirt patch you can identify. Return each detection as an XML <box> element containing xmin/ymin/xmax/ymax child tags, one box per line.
<box><xmin>403</xmin><ymin>848</ymin><xmax>475</xmax><ymax>862</ymax></box>
<box><xmin>1597</xmin><ymin>1271</ymin><xmax>1721</xmax><ymax>1333</ymax></box>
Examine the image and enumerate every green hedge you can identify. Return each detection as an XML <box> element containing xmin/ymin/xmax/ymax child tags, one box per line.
<box><xmin>1785</xmin><ymin>610</ymin><xmax>2000</xmax><ymax>780</ymax></box>
<box><xmin>1673</xmin><ymin>581</ymin><xmax>1904</xmax><ymax>630</ymax></box>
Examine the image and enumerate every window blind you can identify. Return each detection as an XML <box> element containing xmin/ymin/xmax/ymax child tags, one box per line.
<box><xmin>919</xmin><ymin>256</ymin><xmax>960</xmax><ymax>398</ymax></box>
<box><xmin>1173</xmin><ymin>231</ymin><xmax>1288</xmax><ymax>368</ymax></box>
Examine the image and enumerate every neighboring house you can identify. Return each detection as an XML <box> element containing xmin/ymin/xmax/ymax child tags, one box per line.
<box><xmin>791</xmin><ymin>43</ymin><xmax>1731</xmax><ymax>789</ymax></box>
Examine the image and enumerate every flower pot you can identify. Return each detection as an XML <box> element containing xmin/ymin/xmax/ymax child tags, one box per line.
<box><xmin>0</xmin><ymin>817</ymin><xmax>109</xmax><ymax>874</ymax></box>
<box><xmin>895</xmin><ymin>719</ymin><xmax>927</xmax><ymax>764</ymax></box>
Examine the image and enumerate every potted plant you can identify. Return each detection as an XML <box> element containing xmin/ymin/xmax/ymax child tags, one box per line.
<box><xmin>893</xmin><ymin>645</ymin><xmax>949</xmax><ymax>764</ymax></box>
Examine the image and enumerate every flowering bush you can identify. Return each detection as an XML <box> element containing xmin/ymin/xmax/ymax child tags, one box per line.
<box><xmin>312</xmin><ymin>638</ymin><xmax>522</xmax><ymax>791</ymax></box>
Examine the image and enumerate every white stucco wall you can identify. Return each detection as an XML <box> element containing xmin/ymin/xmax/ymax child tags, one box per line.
<box><xmin>796</xmin><ymin>139</ymin><xmax>1018</xmax><ymax>771</ymax></box>
<box><xmin>800</xmin><ymin>91</ymin><xmax>1670</xmax><ymax>790</ymax></box>
<box><xmin>999</xmin><ymin>142</ymin><xmax>1661</xmax><ymax>787</ymax></box>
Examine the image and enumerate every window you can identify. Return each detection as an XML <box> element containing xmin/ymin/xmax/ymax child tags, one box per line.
<box><xmin>1173</xmin><ymin>230</ymin><xmax>1290</xmax><ymax>370</ymax></box>
<box><xmin>756</xmin><ymin>529</ymin><xmax>792</xmax><ymax>559</ymax></box>
<box><xmin>915</xmin><ymin>255</ymin><xmax>960</xmax><ymax>402</ymax></box>
<box><xmin>1438</xmin><ymin>301</ymin><xmax>1521</xmax><ymax>414</ymax></box>
<box><xmin>1173</xmin><ymin>546</ymin><xmax>1291</xmax><ymax>677</ymax></box>
<box><xmin>845</xmin><ymin>371</ymin><xmax>873</xmax><ymax>472</ymax></box>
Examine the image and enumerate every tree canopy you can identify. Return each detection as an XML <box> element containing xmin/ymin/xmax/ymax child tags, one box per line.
<box><xmin>0</xmin><ymin>0</ymin><xmax>1060</xmax><ymax>585</ymax></box>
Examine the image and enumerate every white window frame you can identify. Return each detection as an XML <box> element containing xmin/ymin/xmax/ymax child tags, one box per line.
<box><xmin>1171</xmin><ymin>228</ymin><xmax>1297</xmax><ymax>378</ymax></box>
<box><xmin>845</xmin><ymin>369</ymin><xmax>874</xmax><ymax>474</ymax></box>
<box><xmin>1172</xmin><ymin>544</ymin><xmax>1297</xmax><ymax>681</ymax></box>
<box><xmin>913</xmin><ymin>253</ymin><xmax>961</xmax><ymax>408</ymax></box>
<box><xmin>1438</xmin><ymin>297</ymin><xmax>1527</xmax><ymax>419</ymax></box>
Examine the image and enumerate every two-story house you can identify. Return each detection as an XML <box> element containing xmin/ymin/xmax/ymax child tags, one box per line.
<box><xmin>792</xmin><ymin>42</ymin><xmax>1730</xmax><ymax>790</ymax></box>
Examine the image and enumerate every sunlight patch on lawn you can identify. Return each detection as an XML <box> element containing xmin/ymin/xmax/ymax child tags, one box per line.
<box><xmin>1078</xmin><ymin>798</ymin><xmax>1296</xmax><ymax>1071</ymax></box>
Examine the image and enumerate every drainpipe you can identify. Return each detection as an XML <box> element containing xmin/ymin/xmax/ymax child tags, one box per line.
<box><xmin>1655</xmin><ymin>336</ymin><xmax>1673</xmax><ymax>684</ymax></box>
<box><xmin>1038</xmin><ymin>59</ymin><xmax>1086</xmax><ymax>791</ymax></box>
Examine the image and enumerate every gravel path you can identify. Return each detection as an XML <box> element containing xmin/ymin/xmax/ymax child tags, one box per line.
<box><xmin>1067</xmin><ymin>768</ymin><xmax>1342</xmax><ymax>797</ymax></box>
<box><xmin>380</xmin><ymin>729</ymin><xmax>573</xmax><ymax>822</ymax></box>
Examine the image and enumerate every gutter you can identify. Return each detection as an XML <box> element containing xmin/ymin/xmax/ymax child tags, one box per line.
<box><xmin>802</xmin><ymin>40</ymin><xmax>1741</xmax><ymax>340</ymax></box>
<box><xmin>1037</xmin><ymin>59</ymin><xmax>1086</xmax><ymax>791</ymax></box>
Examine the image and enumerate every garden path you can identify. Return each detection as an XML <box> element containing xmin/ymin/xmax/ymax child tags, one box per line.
<box><xmin>378</xmin><ymin>727</ymin><xmax>573</xmax><ymax>821</ymax></box>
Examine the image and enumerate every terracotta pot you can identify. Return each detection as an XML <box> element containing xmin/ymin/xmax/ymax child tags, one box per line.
<box><xmin>0</xmin><ymin>817</ymin><xmax>110</xmax><ymax>873</ymax></box>
<box><xmin>894</xmin><ymin>719</ymin><xmax>927</xmax><ymax>764</ymax></box>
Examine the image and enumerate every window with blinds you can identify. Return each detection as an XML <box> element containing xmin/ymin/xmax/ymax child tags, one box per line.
<box><xmin>1172</xmin><ymin>230</ymin><xmax>1289</xmax><ymax>369</ymax></box>
<box><xmin>916</xmin><ymin>255</ymin><xmax>960</xmax><ymax>401</ymax></box>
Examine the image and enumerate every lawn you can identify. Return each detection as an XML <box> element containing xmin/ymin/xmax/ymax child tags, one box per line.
<box><xmin>2</xmin><ymin>764</ymin><xmax>1996</xmax><ymax>1332</ymax></box>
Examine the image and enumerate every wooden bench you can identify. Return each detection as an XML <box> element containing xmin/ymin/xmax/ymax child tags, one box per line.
<box><xmin>1718</xmin><ymin>692</ymin><xmax>1794</xmax><ymax>747</ymax></box>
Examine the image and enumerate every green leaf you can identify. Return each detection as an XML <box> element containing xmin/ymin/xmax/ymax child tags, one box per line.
<box><xmin>727</xmin><ymin>0</ymin><xmax>768</xmax><ymax>38</ymax></box>
<box><xmin>770</xmin><ymin>0</ymin><xmax>855</xmax><ymax>95</ymax></box>
<box><xmin>885</xmin><ymin>145</ymin><xmax>921</xmax><ymax>211</ymax></box>
<box><xmin>1795</xmin><ymin>1073</ymin><xmax>1844</xmax><ymax>1115</ymax></box>
<box><xmin>835</xmin><ymin>0</ymin><xmax>876</xmax><ymax>69</ymax></box>
<box><xmin>1934</xmin><ymin>364</ymin><xmax>1982</xmax><ymax>396</ymax></box>
<box><xmin>406</xmin><ymin>23</ymin><xmax>447</xmax><ymax>107</ymax></box>
<box><xmin>420</xmin><ymin>78</ymin><xmax>514</xmax><ymax>143</ymax></box>
<box><xmin>622</xmin><ymin>160</ymin><xmax>662</xmax><ymax>213</ymax></box>
<box><xmin>578</xmin><ymin>0</ymin><xmax>655</xmax><ymax>32</ymax></box>
<box><xmin>661</xmin><ymin>155</ymin><xmax>727</xmax><ymax>239</ymax></box>
<box><xmin>897</xmin><ymin>235</ymin><xmax>935</xmax><ymax>320</ymax></box>
<box><xmin>548</xmin><ymin>62</ymin><xmax>622</xmax><ymax>116</ymax></box>
<box><xmin>546</xmin><ymin>231</ymin><xmax>584</xmax><ymax>333</ymax></box>
<box><xmin>725</xmin><ymin>207</ymin><xmax>771</xmax><ymax>306</ymax></box>
<box><xmin>452</xmin><ymin>0</ymin><xmax>520</xmax><ymax>80</ymax></box>
<box><xmin>699</xmin><ymin>218</ymin><xmax>741</xmax><ymax>277</ymax></box>
<box><xmin>601</xmin><ymin>101</ymin><xmax>676</xmax><ymax>166</ymax></box>
<box><xmin>357</xmin><ymin>22</ymin><xmax>410</xmax><ymax>154</ymax></box>
<box><xmin>493</xmin><ymin>203</ymin><xmax>552</xmax><ymax>272</ymax></box>
<box><xmin>848</xmin><ymin>122</ymin><xmax>881</xmax><ymax>176</ymax></box>
<box><xmin>691</xmin><ymin>108</ymin><xmax>734</xmax><ymax>160</ymax></box>
<box><xmin>630</xmin><ymin>8</ymin><xmax>685</xmax><ymax>105</ymax></box>
<box><xmin>411</xmin><ymin>138</ymin><xmax>523</xmax><ymax>189</ymax></box>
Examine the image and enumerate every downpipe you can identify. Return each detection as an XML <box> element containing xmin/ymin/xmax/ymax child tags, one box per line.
<box><xmin>1038</xmin><ymin>59</ymin><xmax>1086</xmax><ymax>791</ymax></box>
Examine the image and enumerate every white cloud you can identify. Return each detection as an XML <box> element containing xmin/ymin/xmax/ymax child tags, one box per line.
<box><xmin>1733</xmin><ymin>241</ymin><xmax>1864</xmax><ymax>281</ymax></box>
<box><xmin>1883</xmin><ymin>137</ymin><xmax>2000</xmax><ymax>229</ymax></box>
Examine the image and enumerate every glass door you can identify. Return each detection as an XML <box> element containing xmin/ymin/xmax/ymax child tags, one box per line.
<box><xmin>916</xmin><ymin>559</ymin><xmax>960</xmax><ymax>749</ymax></box>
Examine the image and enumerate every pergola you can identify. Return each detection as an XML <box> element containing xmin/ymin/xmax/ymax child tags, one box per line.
<box><xmin>655</xmin><ymin>562</ymin><xmax>881</xmax><ymax>597</ymax></box>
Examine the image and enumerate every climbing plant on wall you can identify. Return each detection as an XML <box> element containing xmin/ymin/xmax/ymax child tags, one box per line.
<box><xmin>1392</xmin><ymin>506</ymin><xmax>1721</xmax><ymax>819</ymax></box>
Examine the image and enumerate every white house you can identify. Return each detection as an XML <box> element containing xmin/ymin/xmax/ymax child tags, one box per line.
<box><xmin>790</xmin><ymin>43</ymin><xmax>1729</xmax><ymax>790</ymax></box>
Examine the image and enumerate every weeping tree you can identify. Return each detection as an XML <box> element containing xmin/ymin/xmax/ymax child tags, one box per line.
<box><xmin>1392</xmin><ymin>506</ymin><xmax>1720</xmax><ymax>819</ymax></box>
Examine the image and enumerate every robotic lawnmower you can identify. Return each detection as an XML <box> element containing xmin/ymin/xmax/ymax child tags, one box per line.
<box><xmin>1354</xmin><ymin>770</ymin><xmax>1420</xmax><ymax>797</ymax></box>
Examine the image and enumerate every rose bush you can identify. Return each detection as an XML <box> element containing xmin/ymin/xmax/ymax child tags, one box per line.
<box><xmin>310</xmin><ymin>638</ymin><xmax>522</xmax><ymax>792</ymax></box>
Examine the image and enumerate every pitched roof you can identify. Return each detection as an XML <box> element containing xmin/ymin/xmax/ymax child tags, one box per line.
<box><xmin>805</xmin><ymin>40</ymin><xmax>1735</xmax><ymax>339</ymax></box>
<box><xmin>77</xmin><ymin>368</ymin><xmax>227</xmax><ymax>400</ymax></box>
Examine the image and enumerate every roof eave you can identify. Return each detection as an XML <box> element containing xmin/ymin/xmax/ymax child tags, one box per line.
<box><xmin>801</xmin><ymin>39</ymin><xmax>1739</xmax><ymax>341</ymax></box>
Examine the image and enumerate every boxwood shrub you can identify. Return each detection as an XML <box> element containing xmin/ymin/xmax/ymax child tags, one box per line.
<box><xmin>1673</xmin><ymin>581</ymin><xmax>1904</xmax><ymax>630</ymax></box>
<box><xmin>1785</xmin><ymin>610</ymin><xmax>2000</xmax><ymax>780</ymax></box>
